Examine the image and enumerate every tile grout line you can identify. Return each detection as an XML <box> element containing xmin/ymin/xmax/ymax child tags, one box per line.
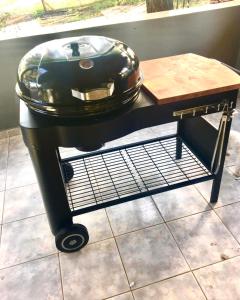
<box><xmin>57</xmin><ymin>253</ymin><xmax>65</xmax><ymax>300</ymax></box>
<box><xmin>1</xmin><ymin>131</ymin><xmax>239</xmax><ymax>294</ymax></box>
<box><xmin>131</xmin><ymin>290</ymin><xmax>136</xmax><ymax>300</ymax></box>
<box><xmin>150</xmin><ymin>194</ymin><xmax>209</xmax><ymax>300</ymax></box>
<box><xmin>2</xmin><ymin>132</ymin><xmax>36</xmax><ymax>191</ymax></box>
<box><xmin>191</xmin><ymin>272</ymin><xmax>208</xmax><ymax>300</ymax></box>
<box><xmin>213</xmin><ymin>208</ymin><xmax>240</xmax><ymax>248</ymax></box>
<box><xmin>193</xmin><ymin>253</ymin><xmax>240</xmax><ymax>271</ymax></box>
<box><xmin>0</xmin><ymin>211</ymin><xmax>239</xmax><ymax>295</ymax></box>
<box><xmin>0</xmin><ymin>252</ymin><xmax>59</xmax><ymax>271</ymax></box>
<box><xmin>3</xmin><ymin>181</ymin><xmax>39</xmax><ymax>193</ymax></box>
<box><xmin>3</xmin><ymin>181</ymin><xmax>37</xmax><ymax>192</ymax></box>
<box><xmin>1</xmin><ymin>222</ymin><xmax>239</xmax><ymax>282</ymax></box>
<box><xmin>0</xmin><ymin>235</ymin><xmax>114</xmax><ymax>271</ymax></box>
<box><xmin>0</xmin><ymin>135</ymin><xmax>10</xmax><ymax>246</ymax></box>
<box><xmin>103</xmin><ymin>291</ymin><xmax>135</xmax><ymax>300</ymax></box>
<box><xmin>104</xmin><ymin>208</ymin><xmax>133</xmax><ymax>293</ymax></box>
<box><xmin>166</xmin><ymin>208</ymin><xmax>240</xmax><ymax>270</ymax></box>
<box><xmin>193</xmin><ymin>182</ymin><xmax>213</xmax><ymax>207</ymax></box>
<box><xmin>211</xmin><ymin>199</ymin><xmax>240</xmax><ymax>210</ymax></box>
<box><xmin>0</xmin><ymin>193</ymin><xmax>236</xmax><ymax>262</ymax></box>
<box><xmin>3</xmin><ymin>179</ymin><xmax>239</xmax><ymax>227</ymax></box>
<box><xmin>1</xmin><ymin>212</ymin><xmax>46</xmax><ymax>226</ymax></box>
<box><xmin>192</xmin><ymin>165</ymin><xmax>240</xmax><ymax>247</ymax></box>
<box><xmin>1</xmin><ymin>191</ymin><xmax>239</xmax><ymax>228</ymax></box>
<box><xmin>129</xmin><ymin>270</ymin><xmax>197</xmax><ymax>294</ymax></box>
<box><xmin>0</xmin><ymin>193</ymin><xmax>239</xmax><ymax>271</ymax></box>
<box><xmin>115</xmin><ymin>252</ymin><xmax>240</xmax><ymax>295</ymax></box>
<box><xmin>160</xmin><ymin>206</ymin><xmax>212</xmax><ymax>223</ymax></box>
<box><xmin>193</xmin><ymin>165</ymin><xmax>240</xmax><ymax>210</ymax></box>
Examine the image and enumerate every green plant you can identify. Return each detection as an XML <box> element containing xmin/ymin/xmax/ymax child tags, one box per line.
<box><xmin>117</xmin><ymin>0</ymin><xmax>144</xmax><ymax>4</ymax></box>
<box><xmin>0</xmin><ymin>12</ymin><xmax>11</xmax><ymax>29</ymax></box>
<box><xmin>33</xmin><ymin>8</ymin><xmax>45</xmax><ymax>18</ymax></box>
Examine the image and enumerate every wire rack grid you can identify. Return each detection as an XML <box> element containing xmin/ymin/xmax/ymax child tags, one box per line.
<box><xmin>62</xmin><ymin>136</ymin><xmax>212</xmax><ymax>213</ymax></box>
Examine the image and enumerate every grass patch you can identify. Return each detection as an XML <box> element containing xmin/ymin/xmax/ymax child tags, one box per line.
<box><xmin>37</xmin><ymin>0</ymin><xmax>145</xmax><ymax>25</ymax></box>
<box><xmin>0</xmin><ymin>0</ymin><xmax>144</xmax><ymax>28</ymax></box>
<box><xmin>0</xmin><ymin>0</ymin><xmax>219</xmax><ymax>29</ymax></box>
<box><xmin>0</xmin><ymin>12</ymin><xmax>11</xmax><ymax>29</ymax></box>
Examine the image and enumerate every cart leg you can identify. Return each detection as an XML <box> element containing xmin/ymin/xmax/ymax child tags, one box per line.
<box><xmin>28</xmin><ymin>145</ymin><xmax>73</xmax><ymax>235</ymax></box>
<box><xmin>176</xmin><ymin>120</ymin><xmax>183</xmax><ymax>159</ymax></box>
<box><xmin>210</xmin><ymin>114</ymin><xmax>232</xmax><ymax>203</ymax></box>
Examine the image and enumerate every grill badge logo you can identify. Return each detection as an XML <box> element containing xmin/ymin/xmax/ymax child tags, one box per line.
<box><xmin>79</xmin><ymin>59</ymin><xmax>94</xmax><ymax>70</ymax></box>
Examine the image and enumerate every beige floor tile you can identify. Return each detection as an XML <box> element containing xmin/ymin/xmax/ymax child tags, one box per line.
<box><xmin>236</xmin><ymin>93</ymin><xmax>240</xmax><ymax>111</ymax></box>
<box><xmin>3</xmin><ymin>183</ymin><xmax>44</xmax><ymax>223</ymax></box>
<box><xmin>194</xmin><ymin>256</ymin><xmax>240</xmax><ymax>300</ymax></box>
<box><xmin>150</xmin><ymin>122</ymin><xmax>177</xmax><ymax>136</ymax></box>
<box><xmin>203</xmin><ymin>112</ymin><xmax>221</xmax><ymax>128</ymax></box>
<box><xmin>106</xmin><ymin>128</ymin><xmax>156</xmax><ymax>148</ymax></box>
<box><xmin>168</xmin><ymin>211</ymin><xmax>240</xmax><ymax>269</ymax></box>
<box><xmin>59</xmin><ymin>126</ymin><xmax>164</xmax><ymax>160</ymax></box>
<box><xmin>59</xmin><ymin>147</ymin><xmax>80</xmax><ymax>159</ymax></box>
<box><xmin>8</xmin><ymin>135</ymin><xmax>28</xmax><ymax>163</ymax></box>
<box><xmin>204</xmin><ymin>110</ymin><xmax>240</xmax><ymax>133</ymax></box>
<box><xmin>0</xmin><ymin>130</ymin><xmax>8</xmax><ymax>140</ymax></box>
<box><xmin>195</xmin><ymin>168</ymin><xmax>240</xmax><ymax>208</ymax></box>
<box><xmin>74</xmin><ymin>209</ymin><xmax>113</xmax><ymax>244</ymax></box>
<box><xmin>203</xmin><ymin>112</ymin><xmax>240</xmax><ymax>168</ymax></box>
<box><xmin>6</xmin><ymin>159</ymin><xmax>36</xmax><ymax>189</ymax></box>
<box><xmin>0</xmin><ymin>168</ymin><xmax>7</xmax><ymax>191</ymax></box>
<box><xmin>60</xmin><ymin>238</ymin><xmax>129</xmax><ymax>300</ymax></box>
<box><xmin>6</xmin><ymin>135</ymin><xmax>36</xmax><ymax>189</ymax></box>
<box><xmin>0</xmin><ymin>191</ymin><xmax>4</xmax><ymax>224</ymax></box>
<box><xmin>215</xmin><ymin>202</ymin><xmax>240</xmax><ymax>243</ymax></box>
<box><xmin>106</xmin><ymin>197</ymin><xmax>163</xmax><ymax>235</ymax></box>
<box><xmin>228</xmin><ymin>165</ymin><xmax>240</xmax><ymax>178</ymax></box>
<box><xmin>153</xmin><ymin>186</ymin><xmax>210</xmax><ymax>221</ymax></box>
<box><xmin>7</xmin><ymin>127</ymin><xmax>21</xmax><ymax>137</ymax></box>
<box><xmin>116</xmin><ymin>224</ymin><xmax>189</xmax><ymax>289</ymax></box>
<box><xmin>0</xmin><ymin>255</ymin><xmax>62</xmax><ymax>300</ymax></box>
<box><xmin>0</xmin><ymin>138</ymin><xmax>8</xmax><ymax>191</ymax></box>
<box><xmin>107</xmin><ymin>292</ymin><xmax>133</xmax><ymax>300</ymax></box>
<box><xmin>133</xmin><ymin>272</ymin><xmax>205</xmax><ymax>300</ymax></box>
<box><xmin>231</xmin><ymin>110</ymin><xmax>240</xmax><ymax>131</ymax></box>
<box><xmin>225</xmin><ymin>130</ymin><xmax>240</xmax><ymax>167</ymax></box>
<box><xmin>0</xmin><ymin>214</ymin><xmax>56</xmax><ymax>268</ymax></box>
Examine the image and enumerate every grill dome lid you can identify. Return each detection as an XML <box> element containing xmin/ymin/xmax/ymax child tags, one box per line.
<box><xmin>16</xmin><ymin>35</ymin><xmax>142</xmax><ymax>118</ymax></box>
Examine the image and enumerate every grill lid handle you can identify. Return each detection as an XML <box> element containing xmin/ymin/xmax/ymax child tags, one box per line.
<box><xmin>71</xmin><ymin>82</ymin><xmax>115</xmax><ymax>101</ymax></box>
<box><xmin>70</xmin><ymin>43</ymin><xmax>80</xmax><ymax>57</ymax></box>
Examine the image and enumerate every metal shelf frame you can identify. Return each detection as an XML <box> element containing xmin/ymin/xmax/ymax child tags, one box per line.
<box><xmin>62</xmin><ymin>135</ymin><xmax>214</xmax><ymax>216</ymax></box>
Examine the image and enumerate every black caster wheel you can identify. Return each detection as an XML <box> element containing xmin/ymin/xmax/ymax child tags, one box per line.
<box><xmin>55</xmin><ymin>224</ymin><xmax>89</xmax><ymax>253</ymax></box>
<box><xmin>62</xmin><ymin>162</ymin><xmax>74</xmax><ymax>183</ymax></box>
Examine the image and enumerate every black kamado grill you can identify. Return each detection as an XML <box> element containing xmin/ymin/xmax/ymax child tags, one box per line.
<box><xmin>18</xmin><ymin>36</ymin><xmax>240</xmax><ymax>253</ymax></box>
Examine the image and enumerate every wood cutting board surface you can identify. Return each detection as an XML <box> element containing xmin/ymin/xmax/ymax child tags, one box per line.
<box><xmin>141</xmin><ymin>53</ymin><xmax>240</xmax><ymax>104</ymax></box>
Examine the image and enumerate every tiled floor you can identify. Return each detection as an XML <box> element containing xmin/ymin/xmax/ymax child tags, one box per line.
<box><xmin>1</xmin><ymin>108</ymin><xmax>240</xmax><ymax>299</ymax></box>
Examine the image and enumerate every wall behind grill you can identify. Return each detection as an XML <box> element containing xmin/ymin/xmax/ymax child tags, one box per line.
<box><xmin>0</xmin><ymin>4</ymin><xmax>240</xmax><ymax>130</ymax></box>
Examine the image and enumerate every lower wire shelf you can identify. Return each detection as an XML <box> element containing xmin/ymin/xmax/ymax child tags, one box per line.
<box><xmin>62</xmin><ymin>135</ymin><xmax>214</xmax><ymax>215</ymax></box>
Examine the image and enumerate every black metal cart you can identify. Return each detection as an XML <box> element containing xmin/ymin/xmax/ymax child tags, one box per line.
<box><xmin>20</xmin><ymin>86</ymin><xmax>238</xmax><ymax>252</ymax></box>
